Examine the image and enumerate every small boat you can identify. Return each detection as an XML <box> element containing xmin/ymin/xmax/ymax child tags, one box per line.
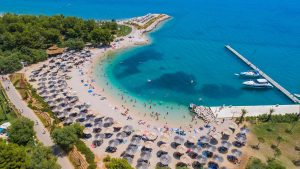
<box><xmin>243</xmin><ymin>78</ymin><xmax>273</xmax><ymax>88</ymax></box>
<box><xmin>236</xmin><ymin>70</ymin><xmax>260</xmax><ymax>78</ymax></box>
<box><xmin>294</xmin><ymin>94</ymin><xmax>300</xmax><ymax>98</ymax></box>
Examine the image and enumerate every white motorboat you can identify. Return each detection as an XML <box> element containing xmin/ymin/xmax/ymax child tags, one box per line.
<box><xmin>236</xmin><ymin>70</ymin><xmax>260</xmax><ymax>78</ymax></box>
<box><xmin>243</xmin><ymin>78</ymin><xmax>273</xmax><ymax>88</ymax></box>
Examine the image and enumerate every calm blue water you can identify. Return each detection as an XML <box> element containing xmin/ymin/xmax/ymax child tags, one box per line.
<box><xmin>2</xmin><ymin>0</ymin><xmax>300</xmax><ymax>106</ymax></box>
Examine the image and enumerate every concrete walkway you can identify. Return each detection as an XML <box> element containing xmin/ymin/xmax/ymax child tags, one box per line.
<box><xmin>0</xmin><ymin>76</ymin><xmax>73</xmax><ymax>169</ymax></box>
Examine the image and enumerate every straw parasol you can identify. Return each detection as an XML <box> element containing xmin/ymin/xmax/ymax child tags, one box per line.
<box><xmin>141</xmin><ymin>151</ymin><xmax>152</xmax><ymax>161</ymax></box>
<box><xmin>229</xmin><ymin>122</ymin><xmax>238</xmax><ymax>130</ymax></box>
<box><xmin>104</xmin><ymin>117</ymin><xmax>114</xmax><ymax>124</ymax></box>
<box><xmin>223</xmin><ymin>129</ymin><xmax>232</xmax><ymax>136</ymax></box>
<box><xmin>207</xmin><ymin>145</ymin><xmax>217</xmax><ymax>152</ymax></box>
<box><xmin>212</xmin><ymin>133</ymin><xmax>222</xmax><ymax>140</ymax></box>
<box><xmin>160</xmin><ymin>135</ymin><xmax>169</xmax><ymax>143</ymax></box>
<box><xmin>213</xmin><ymin>154</ymin><xmax>224</xmax><ymax>163</ymax></box>
<box><xmin>123</xmin><ymin>156</ymin><xmax>133</xmax><ymax>164</ymax></box>
<box><xmin>146</xmin><ymin>132</ymin><xmax>157</xmax><ymax>140</ymax></box>
<box><xmin>174</xmin><ymin>135</ymin><xmax>185</xmax><ymax>144</ymax></box>
<box><xmin>83</xmin><ymin>128</ymin><xmax>93</xmax><ymax>135</ymax></box>
<box><xmin>160</xmin><ymin>154</ymin><xmax>172</xmax><ymax>166</ymax></box>
<box><xmin>134</xmin><ymin>130</ymin><xmax>144</xmax><ymax>136</ymax></box>
<box><xmin>187</xmin><ymin>135</ymin><xmax>197</xmax><ymax>143</ymax></box>
<box><xmin>180</xmin><ymin>154</ymin><xmax>191</xmax><ymax>165</ymax></box>
<box><xmin>231</xmin><ymin>149</ymin><xmax>242</xmax><ymax>157</ymax></box>
<box><xmin>197</xmin><ymin>155</ymin><xmax>208</xmax><ymax>164</ymax></box>
<box><xmin>94</xmin><ymin>133</ymin><xmax>105</xmax><ymax>140</ymax></box>
<box><xmin>125</xmin><ymin>148</ymin><xmax>136</xmax><ymax>155</ymax></box>
<box><xmin>136</xmin><ymin>162</ymin><xmax>149</xmax><ymax>169</ymax></box>
<box><xmin>112</xmin><ymin>122</ymin><xmax>122</xmax><ymax>129</ymax></box>
<box><xmin>176</xmin><ymin>145</ymin><xmax>187</xmax><ymax>154</ymax></box>
<box><xmin>199</xmin><ymin>136</ymin><xmax>209</xmax><ymax>143</ymax></box>
<box><xmin>109</xmin><ymin>139</ymin><xmax>120</xmax><ymax>147</ymax></box>
<box><xmin>102</xmin><ymin>127</ymin><xmax>113</xmax><ymax>134</ymax></box>
<box><xmin>131</xmin><ymin>136</ymin><xmax>141</xmax><ymax>145</ymax></box>
<box><xmin>144</xmin><ymin>141</ymin><xmax>154</xmax><ymax>149</ymax></box>
<box><xmin>160</xmin><ymin>144</ymin><xmax>169</xmax><ymax>152</ymax></box>
<box><xmin>116</xmin><ymin>132</ymin><xmax>127</xmax><ymax>140</ymax></box>
<box><xmin>222</xmin><ymin>141</ymin><xmax>232</xmax><ymax>148</ymax></box>
<box><xmin>123</xmin><ymin>125</ymin><xmax>134</xmax><ymax>133</ymax></box>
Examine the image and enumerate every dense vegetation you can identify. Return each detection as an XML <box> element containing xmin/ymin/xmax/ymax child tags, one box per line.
<box><xmin>103</xmin><ymin>156</ymin><xmax>134</xmax><ymax>169</ymax></box>
<box><xmin>0</xmin><ymin>117</ymin><xmax>60</xmax><ymax>169</ymax></box>
<box><xmin>246</xmin><ymin>157</ymin><xmax>285</xmax><ymax>169</ymax></box>
<box><xmin>0</xmin><ymin>13</ymin><xmax>127</xmax><ymax>74</ymax></box>
<box><xmin>0</xmin><ymin>85</ymin><xmax>18</xmax><ymax>123</ymax></box>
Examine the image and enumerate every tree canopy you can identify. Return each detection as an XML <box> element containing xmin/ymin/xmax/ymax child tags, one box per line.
<box><xmin>104</xmin><ymin>157</ymin><xmax>134</xmax><ymax>169</ymax></box>
<box><xmin>0</xmin><ymin>13</ymin><xmax>126</xmax><ymax>74</ymax></box>
<box><xmin>0</xmin><ymin>141</ymin><xmax>30</xmax><ymax>169</ymax></box>
<box><xmin>0</xmin><ymin>141</ymin><xmax>60</xmax><ymax>169</ymax></box>
<box><xmin>9</xmin><ymin>117</ymin><xmax>35</xmax><ymax>146</ymax></box>
<box><xmin>51</xmin><ymin>123</ymin><xmax>83</xmax><ymax>152</ymax></box>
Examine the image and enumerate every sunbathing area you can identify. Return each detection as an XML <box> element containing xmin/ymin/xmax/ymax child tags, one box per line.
<box><xmin>26</xmin><ymin>50</ymin><xmax>249</xmax><ymax>169</ymax></box>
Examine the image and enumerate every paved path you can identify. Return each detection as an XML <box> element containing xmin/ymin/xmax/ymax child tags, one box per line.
<box><xmin>0</xmin><ymin>76</ymin><xmax>73</xmax><ymax>169</ymax></box>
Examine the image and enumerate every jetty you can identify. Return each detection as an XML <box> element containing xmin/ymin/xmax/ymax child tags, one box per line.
<box><xmin>225</xmin><ymin>45</ymin><xmax>300</xmax><ymax>104</ymax></box>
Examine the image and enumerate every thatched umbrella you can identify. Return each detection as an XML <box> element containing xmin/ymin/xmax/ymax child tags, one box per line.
<box><xmin>134</xmin><ymin>130</ymin><xmax>144</xmax><ymax>137</ymax></box>
<box><xmin>160</xmin><ymin>144</ymin><xmax>169</xmax><ymax>152</ymax></box>
<box><xmin>180</xmin><ymin>154</ymin><xmax>191</xmax><ymax>165</ymax></box>
<box><xmin>141</xmin><ymin>151</ymin><xmax>152</xmax><ymax>161</ymax></box>
<box><xmin>136</xmin><ymin>162</ymin><xmax>149</xmax><ymax>169</ymax></box>
<box><xmin>116</xmin><ymin>132</ymin><xmax>127</xmax><ymax>140</ymax></box>
<box><xmin>213</xmin><ymin>154</ymin><xmax>224</xmax><ymax>163</ymax></box>
<box><xmin>197</xmin><ymin>155</ymin><xmax>208</xmax><ymax>164</ymax></box>
<box><xmin>174</xmin><ymin>135</ymin><xmax>185</xmax><ymax>145</ymax></box>
<box><xmin>223</xmin><ymin>129</ymin><xmax>232</xmax><ymax>136</ymax></box>
<box><xmin>231</xmin><ymin>149</ymin><xmax>242</xmax><ymax>157</ymax></box>
<box><xmin>94</xmin><ymin>133</ymin><xmax>105</xmax><ymax>140</ymax></box>
<box><xmin>123</xmin><ymin>125</ymin><xmax>134</xmax><ymax>133</ymax></box>
<box><xmin>199</xmin><ymin>136</ymin><xmax>209</xmax><ymax>143</ymax></box>
<box><xmin>221</xmin><ymin>141</ymin><xmax>232</xmax><ymax>148</ymax></box>
<box><xmin>104</xmin><ymin>117</ymin><xmax>114</xmax><ymax>123</ymax></box>
<box><xmin>109</xmin><ymin>139</ymin><xmax>120</xmax><ymax>147</ymax></box>
<box><xmin>143</xmin><ymin>141</ymin><xmax>154</xmax><ymax>149</ymax></box>
<box><xmin>187</xmin><ymin>135</ymin><xmax>197</xmax><ymax>144</ymax></box>
<box><xmin>83</xmin><ymin>128</ymin><xmax>93</xmax><ymax>135</ymax></box>
<box><xmin>160</xmin><ymin>154</ymin><xmax>172</xmax><ymax>166</ymax></box>
<box><xmin>208</xmin><ymin>161</ymin><xmax>219</xmax><ymax>169</ymax></box>
<box><xmin>131</xmin><ymin>136</ymin><xmax>142</xmax><ymax>145</ymax></box>
<box><xmin>146</xmin><ymin>132</ymin><xmax>157</xmax><ymax>141</ymax></box>
<box><xmin>103</xmin><ymin>127</ymin><xmax>113</xmax><ymax>134</ymax></box>
<box><xmin>112</xmin><ymin>122</ymin><xmax>122</xmax><ymax>129</ymax></box>
<box><xmin>176</xmin><ymin>145</ymin><xmax>186</xmax><ymax>154</ymax></box>
<box><xmin>94</xmin><ymin>121</ymin><xmax>103</xmax><ymax>128</ymax></box>
<box><xmin>123</xmin><ymin>156</ymin><xmax>133</xmax><ymax>164</ymax></box>
<box><xmin>160</xmin><ymin>133</ymin><xmax>170</xmax><ymax>143</ymax></box>
<box><xmin>207</xmin><ymin>145</ymin><xmax>217</xmax><ymax>152</ymax></box>
<box><xmin>229</xmin><ymin>122</ymin><xmax>238</xmax><ymax>130</ymax></box>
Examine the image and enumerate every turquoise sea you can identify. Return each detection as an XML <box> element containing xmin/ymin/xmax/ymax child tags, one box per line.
<box><xmin>2</xmin><ymin>0</ymin><xmax>300</xmax><ymax>107</ymax></box>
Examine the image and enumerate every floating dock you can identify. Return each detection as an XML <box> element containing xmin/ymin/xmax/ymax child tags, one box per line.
<box><xmin>225</xmin><ymin>45</ymin><xmax>300</xmax><ymax>104</ymax></box>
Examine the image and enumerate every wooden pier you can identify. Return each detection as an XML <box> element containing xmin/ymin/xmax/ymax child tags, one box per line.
<box><xmin>225</xmin><ymin>45</ymin><xmax>300</xmax><ymax>104</ymax></box>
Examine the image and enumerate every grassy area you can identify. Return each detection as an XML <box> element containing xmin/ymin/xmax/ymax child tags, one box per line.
<box><xmin>248</xmin><ymin>120</ymin><xmax>300</xmax><ymax>168</ymax></box>
<box><xmin>116</xmin><ymin>25</ymin><xmax>132</xmax><ymax>37</ymax></box>
<box><xmin>0</xmin><ymin>84</ymin><xmax>18</xmax><ymax>124</ymax></box>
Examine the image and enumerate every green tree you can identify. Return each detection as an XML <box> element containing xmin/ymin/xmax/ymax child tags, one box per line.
<box><xmin>238</xmin><ymin>109</ymin><xmax>247</xmax><ymax>124</ymax></box>
<box><xmin>28</xmin><ymin>144</ymin><xmax>61</xmax><ymax>169</ymax></box>
<box><xmin>63</xmin><ymin>38</ymin><xmax>85</xmax><ymax>50</ymax></box>
<box><xmin>0</xmin><ymin>141</ymin><xmax>30</xmax><ymax>169</ymax></box>
<box><xmin>9</xmin><ymin>117</ymin><xmax>35</xmax><ymax>146</ymax></box>
<box><xmin>105</xmin><ymin>158</ymin><xmax>133</xmax><ymax>169</ymax></box>
<box><xmin>266</xmin><ymin>108</ymin><xmax>275</xmax><ymax>122</ymax></box>
<box><xmin>51</xmin><ymin>125</ymin><xmax>79</xmax><ymax>152</ymax></box>
<box><xmin>91</xmin><ymin>28</ymin><xmax>114</xmax><ymax>46</ymax></box>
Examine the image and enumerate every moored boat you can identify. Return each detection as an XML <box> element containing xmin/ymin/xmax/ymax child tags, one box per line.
<box><xmin>242</xmin><ymin>78</ymin><xmax>273</xmax><ymax>88</ymax></box>
<box><xmin>235</xmin><ymin>70</ymin><xmax>260</xmax><ymax>78</ymax></box>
